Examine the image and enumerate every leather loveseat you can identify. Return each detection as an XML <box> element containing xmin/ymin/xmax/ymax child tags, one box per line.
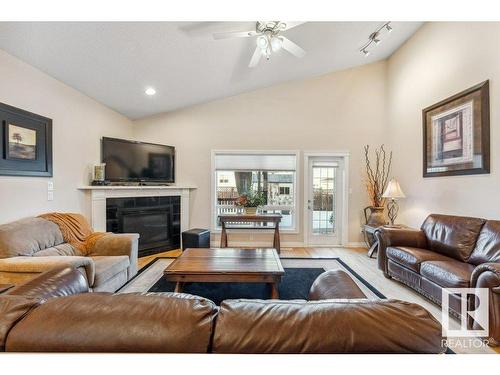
<box><xmin>0</xmin><ymin>267</ymin><xmax>446</xmax><ymax>353</ymax></box>
<box><xmin>0</xmin><ymin>216</ymin><xmax>139</xmax><ymax>292</ymax></box>
<box><xmin>376</xmin><ymin>214</ymin><xmax>500</xmax><ymax>346</ymax></box>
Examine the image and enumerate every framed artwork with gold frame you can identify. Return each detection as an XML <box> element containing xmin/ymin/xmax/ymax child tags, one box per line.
<box><xmin>423</xmin><ymin>81</ymin><xmax>490</xmax><ymax>177</ymax></box>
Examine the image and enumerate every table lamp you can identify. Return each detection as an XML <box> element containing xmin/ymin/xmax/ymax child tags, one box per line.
<box><xmin>382</xmin><ymin>178</ymin><xmax>406</xmax><ymax>226</ymax></box>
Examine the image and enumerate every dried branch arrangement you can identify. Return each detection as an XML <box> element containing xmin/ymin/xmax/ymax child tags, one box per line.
<box><xmin>364</xmin><ymin>144</ymin><xmax>392</xmax><ymax>207</ymax></box>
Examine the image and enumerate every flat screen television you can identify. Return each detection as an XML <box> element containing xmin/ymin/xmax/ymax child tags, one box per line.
<box><xmin>102</xmin><ymin>137</ymin><xmax>175</xmax><ymax>183</ymax></box>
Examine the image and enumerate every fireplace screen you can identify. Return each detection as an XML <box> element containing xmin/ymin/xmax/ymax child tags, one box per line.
<box><xmin>106</xmin><ymin>196</ymin><xmax>180</xmax><ymax>257</ymax></box>
<box><xmin>122</xmin><ymin>211</ymin><xmax>170</xmax><ymax>246</ymax></box>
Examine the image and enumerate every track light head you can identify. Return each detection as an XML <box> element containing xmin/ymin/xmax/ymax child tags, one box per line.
<box><xmin>361</xmin><ymin>48</ymin><xmax>370</xmax><ymax>57</ymax></box>
<box><xmin>370</xmin><ymin>32</ymin><xmax>381</xmax><ymax>45</ymax></box>
<box><xmin>386</xmin><ymin>23</ymin><xmax>393</xmax><ymax>33</ymax></box>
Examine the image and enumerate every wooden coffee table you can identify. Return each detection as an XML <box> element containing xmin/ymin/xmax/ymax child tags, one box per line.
<box><xmin>163</xmin><ymin>248</ymin><xmax>285</xmax><ymax>298</ymax></box>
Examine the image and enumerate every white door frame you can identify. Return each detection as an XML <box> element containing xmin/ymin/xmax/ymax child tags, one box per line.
<box><xmin>303</xmin><ymin>152</ymin><xmax>349</xmax><ymax>246</ymax></box>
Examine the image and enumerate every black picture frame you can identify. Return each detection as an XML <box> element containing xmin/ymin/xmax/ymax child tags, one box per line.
<box><xmin>422</xmin><ymin>81</ymin><xmax>490</xmax><ymax>178</ymax></box>
<box><xmin>0</xmin><ymin>102</ymin><xmax>53</xmax><ymax>177</ymax></box>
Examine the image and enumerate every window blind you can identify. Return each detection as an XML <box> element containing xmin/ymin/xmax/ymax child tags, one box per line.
<box><xmin>214</xmin><ymin>153</ymin><xmax>297</xmax><ymax>171</ymax></box>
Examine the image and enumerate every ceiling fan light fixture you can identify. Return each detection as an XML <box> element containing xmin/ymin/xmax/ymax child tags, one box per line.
<box><xmin>257</xmin><ymin>35</ymin><xmax>268</xmax><ymax>49</ymax></box>
<box><xmin>214</xmin><ymin>21</ymin><xmax>307</xmax><ymax>67</ymax></box>
<box><xmin>271</xmin><ymin>36</ymin><xmax>283</xmax><ymax>52</ymax></box>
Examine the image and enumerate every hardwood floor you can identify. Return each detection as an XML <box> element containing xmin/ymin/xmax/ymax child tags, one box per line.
<box><xmin>138</xmin><ymin>246</ymin><xmax>498</xmax><ymax>354</ymax></box>
<box><xmin>138</xmin><ymin>249</ymin><xmax>181</xmax><ymax>269</ymax></box>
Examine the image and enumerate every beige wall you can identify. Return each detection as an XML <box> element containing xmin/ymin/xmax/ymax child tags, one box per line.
<box><xmin>387</xmin><ymin>22</ymin><xmax>500</xmax><ymax>228</ymax></box>
<box><xmin>134</xmin><ymin>61</ymin><xmax>389</xmax><ymax>245</ymax></box>
<box><xmin>0</xmin><ymin>49</ymin><xmax>133</xmax><ymax>224</ymax></box>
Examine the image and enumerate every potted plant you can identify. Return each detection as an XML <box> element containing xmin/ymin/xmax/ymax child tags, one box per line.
<box><xmin>235</xmin><ymin>191</ymin><xmax>266</xmax><ymax>215</ymax></box>
<box><xmin>363</xmin><ymin>144</ymin><xmax>392</xmax><ymax>226</ymax></box>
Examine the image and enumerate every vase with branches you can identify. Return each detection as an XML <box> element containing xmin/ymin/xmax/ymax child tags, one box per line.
<box><xmin>363</xmin><ymin>144</ymin><xmax>392</xmax><ymax>226</ymax></box>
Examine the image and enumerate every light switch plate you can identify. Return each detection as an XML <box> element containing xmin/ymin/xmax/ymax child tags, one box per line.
<box><xmin>47</xmin><ymin>191</ymin><xmax>54</xmax><ymax>201</ymax></box>
<box><xmin>47</xmin><ymin>181</ymin><xmax>54</xmax><ymax>191</ymax></box>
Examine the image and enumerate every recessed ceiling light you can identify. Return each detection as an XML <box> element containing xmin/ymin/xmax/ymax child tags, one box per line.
<box><xmin>145</xmin><ymin>87</ymin><xmax>156</xmax><ymax>96</ymax></box>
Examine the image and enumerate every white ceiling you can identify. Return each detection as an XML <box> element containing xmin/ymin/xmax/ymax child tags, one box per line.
<box><xmin>0</xmin><ymin>22</ymin><xmax>422</xmax><ymax>120</ymax></box>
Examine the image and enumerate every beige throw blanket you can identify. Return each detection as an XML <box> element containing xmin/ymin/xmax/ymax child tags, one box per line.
<box><xmin>39</xmin><ymin>212</ymin><xmax>107</xmax><ymax>255</ymax></box>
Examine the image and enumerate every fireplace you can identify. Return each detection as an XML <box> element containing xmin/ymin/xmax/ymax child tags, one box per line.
<box><xmin>106</xmin><ymin>196</ymin><xmax>180</xmax><ymax>257</ymax></box>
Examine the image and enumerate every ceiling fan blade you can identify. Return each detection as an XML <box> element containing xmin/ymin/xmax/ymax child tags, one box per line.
<box><xmin>213</xmin><ymin>30</ymin><xmax>258</xmax><ymax>40</ymax></box>
<box><xmin>281</xmin><ymin>36</ymin><xmax>306</xmax><ymax>58</ymax></box>
<box><xmin>281</xmin><ymin>21</ymin><xmax>306</xmax><ymax>31</ymax></box>
<box><xmin>248</xmin><ymin>46</ymin><xmax>262</xmax><ymax>68</ymax></box>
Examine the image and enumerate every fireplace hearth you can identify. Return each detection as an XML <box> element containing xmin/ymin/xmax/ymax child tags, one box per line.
<box><xmin>106</xmin><ymin>196</ymin><xmax>180</xmax><ymax>257</ymax></box>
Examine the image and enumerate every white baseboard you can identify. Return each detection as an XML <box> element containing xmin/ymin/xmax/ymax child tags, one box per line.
<box><xmin>346</xmin><ymin>242</ymin><xmax>367</xmax><ymax>248</ymax></box>
<box><xmin>210</xmin><ymin>240</ymin><xmax>367</xmax><ymax>249</ymax></box>
<box><xmin>210</xmin><ymin>240</ymin><xmax>304</xmax><ymax>248</ymax></box>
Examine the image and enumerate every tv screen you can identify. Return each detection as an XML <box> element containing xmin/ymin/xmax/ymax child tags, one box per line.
<box><xmin>102</xmin><ymin>137</ymin><xmax>175</xmax><ymax>183</ymax></box>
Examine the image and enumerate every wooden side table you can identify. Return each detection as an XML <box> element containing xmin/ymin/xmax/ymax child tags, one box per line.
<box><xmin>362</xmin><ymin>224</ymin><xmax>408</xmax><ymax>258</ymax></box>
<box><xmin>218</xmin><ymin>214</ymin><xmax>282</xmax><ymax>254</ymax></box>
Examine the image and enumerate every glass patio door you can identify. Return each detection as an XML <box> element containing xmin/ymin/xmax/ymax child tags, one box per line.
<box><xmin>306</xmin><ymin>157</ymin><xmax>342</xmax><ymax>245</ymax></box>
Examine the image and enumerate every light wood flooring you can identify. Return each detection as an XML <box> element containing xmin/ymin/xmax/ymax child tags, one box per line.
<box><xmin>138</xmin><ymin>246</ymin><xmax>499</xmax><ymax>354</ymax></box>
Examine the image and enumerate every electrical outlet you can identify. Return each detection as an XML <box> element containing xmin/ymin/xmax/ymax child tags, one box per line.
<box><xmin>47</xmin><ymin>181</ymin><xmax>54</xmax><ymax>191</ymax></box>
<box><xmin>47</xmin><ymin>191</ymin><xmax>54</xmax><ymax>201</ymax></box>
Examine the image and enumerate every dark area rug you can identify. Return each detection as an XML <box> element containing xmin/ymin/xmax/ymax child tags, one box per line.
<box><xmin>148</xmin><ymin>267</ymin><xmax>324</xmax><ymax>305</ymax></box>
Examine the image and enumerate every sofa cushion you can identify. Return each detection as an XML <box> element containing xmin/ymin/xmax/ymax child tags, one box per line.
<box><xmin>421</xmin><ymin>214</ymin><xmax>485</xmax><ymax>262</ymax></box>
<box><xmin>0</xmin><ymin>256</ymin><xmax>95</xmax><ymax>286</ymax></box>
<box><xmin>6</xmin><ymin>293</ymin><xmax>218</xmax><ymax>353</ymax></box>
<box><xmin>386</xmin><ymin>246</ymin><xmax>451</xmax><ymax>272</ymax></box>
<box><xmin>468</xmin><ymin>220</ymin><xmax>500</xmax><ymax>266</ymax></box>
<box><xmin>91</xmin><ymin>256</ymin><xmax>129</xmax><ymax>288</ymax></box>
<box><xmin>34</xmin><ymin>243</ymin><xmax>81</xmax><ymax>257</ymax></box>
<box><xmin>0</xmin><ymin>295</ymin><xmax>42</xmax><ymax>351</ymax></box>
<box><xmin>212</xmin><ymin>299</ymin><xmax>445</xmax><ymax>353</ymax></box>
<box><xmin>420</xmin><ymin>260</ymin><xmax>475</xmax><ymax>288</ymax></box>
<box><xmin>0</xmin><ymin>217</ymin><xmax>64</xmax><ymax>258</ymax></box>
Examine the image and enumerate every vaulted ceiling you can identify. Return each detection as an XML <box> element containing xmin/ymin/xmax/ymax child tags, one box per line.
<box><xmin>0</xmin><ymin>22</ymin><xmax>422</xmax><ymax>119</ymax></box>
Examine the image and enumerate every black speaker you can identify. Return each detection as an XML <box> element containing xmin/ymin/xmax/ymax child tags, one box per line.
<box><xmin>182</xmin><ymin>228</ymin><xmax>210</xmax><ymax>250</ymax></box>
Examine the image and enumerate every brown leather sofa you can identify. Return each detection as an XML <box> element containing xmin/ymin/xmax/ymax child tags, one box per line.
<box><xmin>0</xmin><ymin>267</ymin><xmax>446</xmax><ymax>353</ymax></box>
<box><xmin>376</xmin><ymin>214</ymin><xmax>500</xmax><ymax>346</ymax></box>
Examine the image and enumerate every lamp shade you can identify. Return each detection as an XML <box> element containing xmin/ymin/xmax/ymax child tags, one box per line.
<box><xmin>382</xmin><ymin>178</ymin><xmax>406</xmax><ymax>199</ymax></box>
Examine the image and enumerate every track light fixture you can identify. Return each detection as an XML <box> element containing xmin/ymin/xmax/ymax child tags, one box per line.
<box><xmin>359</xmin><ymin>22</ymin><xmax>392</xmax><ymax>57</ymax></box>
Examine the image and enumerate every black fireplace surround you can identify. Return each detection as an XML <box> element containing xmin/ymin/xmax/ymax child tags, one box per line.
<box><xmin>106</xmin><ymin>196</ymin><xmax>180</xmax><ymax>257</ymax></box>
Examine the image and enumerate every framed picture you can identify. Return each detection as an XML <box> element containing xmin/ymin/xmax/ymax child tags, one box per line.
<box><xmin>423</xmin><ymin>81</ymin><xmax>490</xmax><ymax>177</ymax></box>
<box><xmin>0</xmin><ymin>102</ymin><xmax>52</xmax><ymax>177</ymax></box>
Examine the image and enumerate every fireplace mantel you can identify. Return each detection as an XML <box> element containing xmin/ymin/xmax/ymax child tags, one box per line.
<box><xmin>78</xmin><ymin>185</ymin><xmax>196</xmax><ymax>233</ymax></box>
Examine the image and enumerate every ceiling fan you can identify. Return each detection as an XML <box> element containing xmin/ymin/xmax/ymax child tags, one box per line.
<box><xmin>213</xmin><ymin>21</ymin><xmax>307</xmax><ymax>67</ymax></box>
